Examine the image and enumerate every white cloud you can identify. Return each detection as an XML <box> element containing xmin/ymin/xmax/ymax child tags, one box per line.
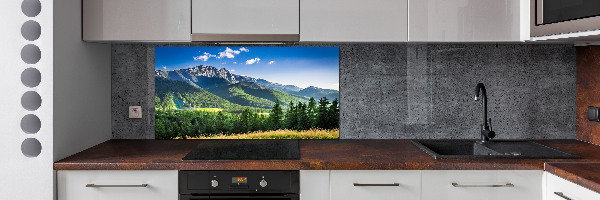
<box><xmin>162</xmin><ymin>66</ymin><xmax>167</xmax><ymax>70</ymax></box>
<box><xmin>221</xmin><ymin>62</ymin><xmax>226</xmax><ymax>64</ymax></box>
<box><xmin>229</xmin><ymin>69</ymin><xmax>236</xmax><ymax>72</ymax></box>
<box><xmin>245</xmin><ymin>57</ymin><xmax>261</xmax><ymax>65</ymax></box>
<box><xmin>268</xmin><ymin>61</ymin><xmax>275</xmax><ymax>64</ymax></box>
<box><xmin>233</xmin><ymin>62</ymin><xmax>237</xmax><ymax>64</ymax></box>
<box><xmin>217</xmin><ymin>47</ymin><xmax>241</xmax><ymax>59</ymax></box>
<box><xmin>239</xmin><ymin>47</ymin><xmax>249</xmax><ymax>52</ymax></box>
<box><xmin>193</xmin><ymin>52</ymin><xmax>216</xmax><ymax>61</ymax></box>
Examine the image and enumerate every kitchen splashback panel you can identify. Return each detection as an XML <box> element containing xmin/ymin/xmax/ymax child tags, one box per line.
<box><xmin>112</xmin><ymin>43</ymin><xmax>576</xmax><ymax>140</ymax></box>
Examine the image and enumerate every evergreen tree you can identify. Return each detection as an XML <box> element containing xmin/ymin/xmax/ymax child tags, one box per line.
<box><xmin>215</xmin><ymin>111</ymin><xmax>228</xmax><ymax>134</ymax></box>
<box><xmin>249</xmin><ymin>112</ymin><xmax>261</xmax><ymax>132</ymax></box>
<box><xmin>328</xmin><ymin>98</ymin><xmax>340</xmax><ymax>129</ymax></box>
<box><xmin>296</xmin><ymin>102</ymin><xmax>311</xmax><ymax>130</ymax></box>
<box><xmin>155</xmin><ymin>119</ymin><xmax>167</xmax><ymax>139</ymax></box>
<box><xmin>154</xmin><ymin>96</ymin><xmax>161</xmax><ymax>110</ymax></box>
<box><xmin>285</xmin><ymin>101</ymin><xmax>298</xmax><ymax>130</ymax></box>
<box><xmin>307</xmin><ymin>97</ymin><xmax>317</xmax><ymax>128</ymax></box>
<box><xmin>269</xmin><ymin>99</ymin><xmax>284</xmax><ymax>130</ymax></box>
<box><xmin>162</xmin><ymin>93</ymin><xmax>175</xmax><ymax>110</ymax></box>
<box><xmin>178</xmin><ymin>111</ymin><xmax>193</xmax><ymax>138</ymax></box>
<box><xmin>240</xmin><ymin>108</ymin><xmax>251</xmax><ymax>133</ymax></box>
<box><xmin>316</xmin><ymin>97</ymin><xmax>330</xmax><ymax>128</ymax></box>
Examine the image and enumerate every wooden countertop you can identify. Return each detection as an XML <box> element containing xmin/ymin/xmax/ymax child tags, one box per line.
<box><xmin>545</xmin><ymin>162</ymin><xmax>600</xmax><ymax>194</ymax></box>
<box><xmin>54</xmin><ymin>139</ymin><xmax>600</xmax><ymax>171</ymax></box>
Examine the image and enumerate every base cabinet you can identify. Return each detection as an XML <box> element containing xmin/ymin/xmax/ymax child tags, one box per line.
<box><xmin>56</xmin><ymin>170</ymin><xmax>600</xmax><ymax>200</ymax></box>
<box><xmin>330</xmin><ymin>170</ymin><xmax>421</xmax><ymax>200</ymax></box>
<box><xmin>422</xmin><ymin>170</ymin><xmax>542</xmax><ymax>200</ymax></box>
<box><xmin>300</xmin><ymin>170</ymin><xmax>330</xmax><ymax>200</ymax></box>
<box><xmin>57</xmin><ymin>170</ymin><xmax>178</xmax><ymax>200</ymax></box>
<box><xmin>545</xmin><ymin>172</ymin><xmax>600</xmax><ymax>200</ymax></box>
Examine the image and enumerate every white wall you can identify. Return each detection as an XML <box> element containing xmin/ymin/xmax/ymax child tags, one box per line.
<box><xmin>1</xmin><ymin>0</ymin><xmax>110</xmax><ymax>199</ymax></box>
<box><xmin>0</xmin><ymin>0</ymin><xmax>54</xmax><ymax>199</ymax></box>
<box><xmin>53</xmin><ymin>0</ymin><xmax>111</xmax><ymax>162</ymax></box>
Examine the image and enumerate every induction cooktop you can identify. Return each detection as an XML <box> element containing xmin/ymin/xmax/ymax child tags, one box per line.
<box><xmin>182</xmin><ymin>140</ymin><xmax>300</xmax><ymax>160</ymax></box>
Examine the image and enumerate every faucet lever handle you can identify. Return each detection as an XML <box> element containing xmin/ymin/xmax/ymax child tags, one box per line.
<box><xmin>488</xmin><ymin>118</ymin><xmax>493</xmax><ymax>131</ymax></box>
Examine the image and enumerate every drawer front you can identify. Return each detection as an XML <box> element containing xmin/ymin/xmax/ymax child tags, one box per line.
<box><xmin>57</xmin><ymin>170</ymin><xmax>178</xmax><ymax>200</ymax></box>
<box><xmin>422</xmin><ymin>170</ymin><xmax>542</xmax><ymax>200</ymax></box>
<box><xmin>546</xmin><ymin>172</ymin><xmax>600</xmax><ymax>200</ymax></box>
<box><xmin>330</xmin><ymin>170</ymin><xmax>421</xmax><ymax>200</ymax></box>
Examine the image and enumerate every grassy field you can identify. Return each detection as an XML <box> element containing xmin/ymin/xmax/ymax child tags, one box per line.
<box><xmin>183</xmin><ymin>128</ymin><xmax>339</xmax><ymax>139</ymax></box>
<box><xmin>195</xmin><ymin>108</ymin><xmax>224</xmax><ymax>112</ymax></box>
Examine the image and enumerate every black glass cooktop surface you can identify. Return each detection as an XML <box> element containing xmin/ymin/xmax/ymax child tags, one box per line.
<box><xmin>182</xmin><ymin>140</ymin><xmax>300</xmax><ymax>160</ymax></box>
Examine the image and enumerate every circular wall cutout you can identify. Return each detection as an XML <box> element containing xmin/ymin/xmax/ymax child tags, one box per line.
<box><xmin>21</xmin><ymin>114</ymin><xmax>41</xmax><ymax>134</ymax></box>
<box><xmin>21</xmin><ymin>20</ymin><xmax>41</xmax><ymax>41</ymax></box>
<box><xmin>21</xmin><ymin>138</ymin><xmax>42</xmax><ymax>157</ymax></box>
<box><xmin>21</xmin><ymin>44</ymin><xmax>41</xmax><ymax>64</ymax></box>
<box><xmin>21</xmin><ymin>0</ymin><xmax>41</xmax><ymax>17</ymax></box>
<box><xmin>21</xmin><ymin>91</ymin><xmax>42</xmax><ymax>111</ymax></box>
<box><xmin>21</xmin><ymin>68</ymin><xmax>41</xmax><ymax>88</ymax></box>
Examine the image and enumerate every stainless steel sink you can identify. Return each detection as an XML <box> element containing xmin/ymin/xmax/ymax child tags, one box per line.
<box><xmin>412</xmin><ymin>140</ymin><xmax>579</xmax><ymax>159</ymax></box>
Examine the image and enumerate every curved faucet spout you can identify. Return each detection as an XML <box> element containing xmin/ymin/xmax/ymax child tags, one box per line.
<box><xmin>474</xmin><ymin>83</ymin><xmax>494</xmax><ymax>142</ymax></box>
<box><xmin>474</xmin><ymin>83</ymin><xmax>488</xmax><ymax>130</ymax></box>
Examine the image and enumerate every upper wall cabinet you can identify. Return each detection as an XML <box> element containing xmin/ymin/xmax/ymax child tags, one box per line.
<box><xmin>191</xmin><ymin>0</ymin><xmax>300</xmax><ymax>41</ymax></box>
<box><xmin>300</xmin><ymin>0</ymin><xmax>408</xmax><ymax>42</ymax></box>
<box><xmin>83</xmin><ymin>0</ymin><xmax>191</xmax><ymax>41</ymax></box>
<box><xmin>409</xmin><ymin>0</ymin><xmax>530</xmax><ymax>42</ymax></box>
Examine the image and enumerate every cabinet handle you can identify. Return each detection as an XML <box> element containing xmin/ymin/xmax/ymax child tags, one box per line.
<box><xmin>353</xmin><ymin>183</ymin><xmax>400</xmax><ymax>186</ymax></box>
<box><xmin>86</xmin><ymin>184</ymin><xmax>149</xmax><ymax>188</ymax></box>
<box><xmin>451</xmin><ymin>183</ymin><xmax>514</xmax><ymax>188</ymax></box>
<box><xmin>554</xmin><ymin>192</ymin><xmax>573</xmax><ymax>200</ymax></box>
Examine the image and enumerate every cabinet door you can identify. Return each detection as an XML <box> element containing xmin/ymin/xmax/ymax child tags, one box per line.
<box><xmin>409</xmin><ymin>0</ymin><xmax>529</xmax><ymax>42</ymax></box>
<box><xmin>57</xmin><ymin>170</ymin><xmax>178</xmax><ymax>200</ymax></box>
<box><xmin>546</xmin><ymin>172</ymin><xmax>600</xmax><ymax>200</ymax></box>
<box><xmin>422</xmin><ymin>170</ymin><xmax>542</xmax><ymax>200</ymax></box>
<box><xmin>192</xmin><ymin>0</ymin><xmax>299</xmax><ymax>35</ymax></box>
<box><xmin>83</xmin><ymin>0</ymin><xmax>191</xmax><ymax>41</ymax></box>
<box><xmin>330</xmin><ymin>170</ymin><xmax>420</xmax><ymax>200</ymax></box>
<box><xmin>300</xmin><ymin>170</ymin><xmax>330</xmax><ymax>200</ymax></box>
<box><xmin>300</xmin><ymin>0</ymin><xmax>408</xmax><ymax>42</ymax></box>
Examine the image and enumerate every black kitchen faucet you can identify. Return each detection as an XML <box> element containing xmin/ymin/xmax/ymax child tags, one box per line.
<box><xmin>474</xmin><ymin>83</ymin><xmax>495</xmax><ymax>143</ymax></box>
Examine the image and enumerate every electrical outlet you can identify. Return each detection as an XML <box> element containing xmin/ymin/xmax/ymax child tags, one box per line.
<box><xmin>129</xmin><ymin>106</ymin><xmax>142</xmax><ymax>119</ymax></box>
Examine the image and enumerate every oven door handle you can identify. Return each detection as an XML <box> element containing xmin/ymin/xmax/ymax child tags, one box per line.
<box><xmin>180</xmin><ymin>194</ymin><xmax>298</xmax><ymax>200</ymax></box>
<box><xmin>210</xmin><ymin>196</ymin><xmax>296</xmax><ymax>199</ymax></box>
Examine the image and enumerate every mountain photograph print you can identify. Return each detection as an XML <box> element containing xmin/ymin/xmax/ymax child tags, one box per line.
<box><xmin>154</xmin><ymin>47</ymin><xmax>340</xmax><ymax>139</ymax></box>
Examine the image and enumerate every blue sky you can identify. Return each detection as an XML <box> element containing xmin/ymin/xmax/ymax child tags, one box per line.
<box><xmin>155</xmin><ymin>47</ymin><xmax>339</xmax><ymax>90</ymax></box>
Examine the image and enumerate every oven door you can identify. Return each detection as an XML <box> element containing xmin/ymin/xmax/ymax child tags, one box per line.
<box><xmin>180</xmin><ymin>194</ymin><xmax>299</xmax><ymax>200</ymax></box>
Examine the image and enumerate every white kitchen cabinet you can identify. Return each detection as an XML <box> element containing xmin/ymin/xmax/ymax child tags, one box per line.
<box><xmin>191</xmin><ymin>0</ymin><xmax>299</xmax><ymax>41</ymax></box>
<box><xmin>545</xmin><ymin>172</ymin><xmax>600</xmax><ymax>200</ymax></box>
<box><xmin>300</xmin><ymin>0</ymin><xmax>408</xmax><ymax>42</ymax></box>
<box><xmin>422</xmin><ymin>170</ymin><xmax>543</xmax><ymax>200</ymax></box>
<box><xmin>300</xmin><ymin>170</ymin><xmax>330</xmax><ymax>200</ymax></box>
<box><xmin>409</xmin><ymin>0</ymin><xmax>529</xmax><ymax>42</ymax></box>
<box><xmin>57</xmin><ymin>170</ymin><xmax>178</xmax><ymax>200</ymax></box>
<box><xmin>330</xmin><ymin>170</ymin><xmax>421</xmax><ymax>200</ymax></box>
<box><xmin>83</xmin><ymin>0</ymin><xmax>191</xmax><ymax>41</ymax></box>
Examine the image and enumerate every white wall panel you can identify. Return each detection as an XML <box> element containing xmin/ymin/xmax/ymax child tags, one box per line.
<box><xmin>0</xmin><ymin>0</ymin><xmax>53</xmax><ymax>199</ymax></box>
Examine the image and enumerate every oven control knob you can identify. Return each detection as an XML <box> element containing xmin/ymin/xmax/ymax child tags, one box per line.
<box><xmin>259</xmin><ymin>179</ymin><xmax>268</xmax><ymax>187</ymax></box>
<box><xmin>211</xmin><ymin>180</ymin><xmax>219</xmax><ymax>188</ymax></box>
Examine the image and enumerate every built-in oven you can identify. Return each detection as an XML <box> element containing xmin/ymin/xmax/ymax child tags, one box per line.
<box><xmin>179</xmin><ymin>171</ymin><xmax>299</xmax><ymax>200</ymax></box>
<box><xmin>532</xmin><ymin>0</ymin><xmax>600</xmax><ymax>37</ymax></box>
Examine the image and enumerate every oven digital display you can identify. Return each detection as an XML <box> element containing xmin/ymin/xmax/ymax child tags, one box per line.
<box><xmin>232</xmin><ymin>177</ymin><xmax>247</xmax><ymax>184</ymax></box>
